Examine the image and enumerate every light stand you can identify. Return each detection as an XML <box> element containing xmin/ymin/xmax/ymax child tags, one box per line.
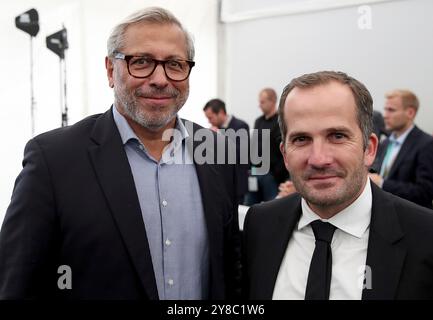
<box><xmin>15</xmin><ymin>8</ymin><xmax>39</xmax><ymax>136</ymax></box>
<box><xmin>46</xmin><ymin>27</ymin><xmax>69</xmax><ymax>127</ymax></box>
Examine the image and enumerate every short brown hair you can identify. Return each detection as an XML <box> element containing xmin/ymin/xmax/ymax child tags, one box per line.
<box><xmin>386</xmin><ymin>89</ymin><xmax>419</xmax><ymax>112</ymax></box>
<box><xmin>278</xmin><ymin>71</ymin><xmax>373</xmax><ymax>149</ymax></box>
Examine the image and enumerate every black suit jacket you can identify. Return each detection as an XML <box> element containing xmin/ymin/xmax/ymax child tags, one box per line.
<box><xmin>371</xmin><ymin>125</ymin><xmax>433</xmax><ymax>209</ymax></box>
<box><xmin>243</xmin><ymin>182</ymin><xmax>433</xmax><ymax>299</ymax></box>
<box><xmin>225</xmin><ymin>116</ymin><xmax>250</xmax><ymax>200</ymax></box>
<box><xmin>0</xmin><ymin>108</ymin><xmax>241</xmax><ymax>300</ymax></box>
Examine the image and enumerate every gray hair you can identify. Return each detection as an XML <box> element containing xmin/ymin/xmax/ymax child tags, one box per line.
<box><xmin>107</xmin><ymin>7</ymin><xmax>195</xmax><ymax>60</ymax></box>
<box><xmin>278</xmin><ymin>71</ymin><xmax>373</xmax><ymax>150</ymax></box>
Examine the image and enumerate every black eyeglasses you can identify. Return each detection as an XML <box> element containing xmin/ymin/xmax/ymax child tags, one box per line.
<box><xmin>113</xmin><ymin>52</ymin><xmax>195</xmax><ymax>81</ymax></box>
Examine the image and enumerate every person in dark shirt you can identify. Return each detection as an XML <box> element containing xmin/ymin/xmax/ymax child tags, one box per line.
<box><xmin>245</xmin><ymin>88</ymin><xmax>289</xmax><ymax>205</ymax></box>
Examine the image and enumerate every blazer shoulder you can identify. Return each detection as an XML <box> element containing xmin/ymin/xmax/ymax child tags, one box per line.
<box><xmin>247</xmin><ymin>194</ymin><xmax>301</xmax><ymax>224</ymax></box>
<box><xmin>410</xmin><ymin>126</ymin><xmax>433</xmax><ymax>146</ymax></box>
<box><xmin>229</xmin><ymin>116</ymin><xmax>249</xmax><ymax>131</ymax></box>
<box><xmin>387</xmin><ymin>190</ymin><xmax>433</xmax><ymax>229</ymax></box>
<box><xmin>33</xmin><ymin>113</ymin><xmax>104</xmax><ymax>146</ymax></box>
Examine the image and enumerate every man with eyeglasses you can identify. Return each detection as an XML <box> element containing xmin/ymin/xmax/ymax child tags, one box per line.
<box><xmin>0</xmin><ymin>7</ymin><xmax>241</xmax><ymax>300</ymax></box>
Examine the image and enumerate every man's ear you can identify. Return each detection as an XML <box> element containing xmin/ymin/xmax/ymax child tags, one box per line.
<box><xmin>280</xmin><ymin>140</ymin><xmax>290</xmax><ymax>171</ymax></box>
<box><xmin>105</xmin><ymin>56</ymin><xmax>114</xmax><ymax>88</ymax></box>
<box><xmin>406</xmin><ymin>106</ymin><xmax>417</xmax><ymax>120</ymax></box>
<box><xmin>364</xmin><ymin>133</ymin><xmax>379</xmax><ymax>167</ymax></box>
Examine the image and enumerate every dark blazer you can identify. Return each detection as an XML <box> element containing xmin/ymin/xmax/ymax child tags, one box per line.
<box><xmin>0</xmin><ymin>108</ymin><xmax>241</xmax><ymax>300</ymax></box>
<box><xmin>243</xmin><ymin>182</ymin><xmax>433</xmax><ymax>299</ymax></box>
<box><xmin>371</xmin><ymin>125</ymin><xmax>433</xmax><ymax>209</ymax></box>
<box><xmin>226</xmin><ymin>116</ymin><xmax>250</xmax><ymax>201</ymax></box>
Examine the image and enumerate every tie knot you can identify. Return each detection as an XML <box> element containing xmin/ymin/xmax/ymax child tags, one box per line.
<box><xmin>310</xmin><ymin>220</ymin><xmax>336</xmax><ymax>243</ymax></box>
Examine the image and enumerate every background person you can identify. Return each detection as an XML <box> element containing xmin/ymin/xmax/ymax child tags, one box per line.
<box><xmin>370</xmin><ymin>89</ymin><xmax>433</xmax><ymax>209</ymax></box>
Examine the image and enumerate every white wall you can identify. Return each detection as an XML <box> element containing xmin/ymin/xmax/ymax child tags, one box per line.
<box><xmin>0</xmin><ymin>0</ymin><xmax>218</xmax><ymax>225</ymax></box>
<box><xmin>221</xmin><ymin>0</ymin><xmax>433</xmax><ymax>134</ymax></box>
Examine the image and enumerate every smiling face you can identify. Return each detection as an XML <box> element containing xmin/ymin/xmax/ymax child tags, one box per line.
<box><xmin>106</xmin><ymin>22</ymin><xmax>190</xmax><ymax>132</ymax></box>
<box><xmin>280</xmin><ymin>81</ymin><xmax>377</xmax><ymax>218</ymax></box>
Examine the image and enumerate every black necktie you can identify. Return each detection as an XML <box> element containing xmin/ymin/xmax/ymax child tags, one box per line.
<box><xmin>305</xmin><ymin>220</ymin><xmax>336</xmax><ymax>300</ymax></box>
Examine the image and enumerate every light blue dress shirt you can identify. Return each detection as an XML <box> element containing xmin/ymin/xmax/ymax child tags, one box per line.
<box><xmin>113</xmin><ymin>106</ymin><xmax>209</xmax><ymax>300</ymax></box>
<box><xmin>380</xmin><ymin>125</ymin><xmax>414</xmax><ymax>179</ymax></box>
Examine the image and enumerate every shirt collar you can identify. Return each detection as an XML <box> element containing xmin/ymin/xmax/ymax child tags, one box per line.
<box><xmin>389</xmin><ymin>124</ymin><xmax>414</xmax><ymax>145</ymax></box>
<box><xmin>298</xmin><ymin>179</ymin><xmax>372</xmax><ymax>239</ymax></box>
<box><xmin>112</xmin><ymin>105</ymin><xmax>189</xmax><ymax>146</ymax></box>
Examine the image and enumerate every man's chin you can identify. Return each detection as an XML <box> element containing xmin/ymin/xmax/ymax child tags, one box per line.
<box><xmin>138</xmin><ymin>114</ymin><xmax>177</xmax><ymax>131</ymax></box>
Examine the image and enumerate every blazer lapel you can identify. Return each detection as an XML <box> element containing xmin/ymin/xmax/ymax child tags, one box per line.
<box><xmin>184</xmin><ymin>121</ymin><xmax>233</xmax><ymax>298</ymax></box>
<box><xmin>261</xmin><ymin>196</ymin><xmax>302</xmax><ymax>299</ymax></box>
<box><xmin>387</xmin><ymin>126</ymin><xmax>419</xmax><ymax>178</ymax></box>
<box><xmin>88</xmin><ymin>108</ymin><xmax>159</xmax><ymax>300</ymax></box>
<box><xmin>362</xmin><ymin>182</ymin><xmax>406</xmax><ymax>300</ymax></box>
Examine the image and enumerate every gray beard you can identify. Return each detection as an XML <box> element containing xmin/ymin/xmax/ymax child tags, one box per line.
<box><xmin>115</xmin><ymin>86</ymin><xmax>188</xmax><ymax>131</ymax></box>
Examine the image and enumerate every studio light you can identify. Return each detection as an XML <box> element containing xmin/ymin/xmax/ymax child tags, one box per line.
<box><xmin>46</xmin><ymin>27</ymin><xmax>69</xmax><ymax>127</ymax></box>
<box><xmin>15</xmin><ymin>8</ymin><xmax>40</xmax><ymax>136</ymax></box>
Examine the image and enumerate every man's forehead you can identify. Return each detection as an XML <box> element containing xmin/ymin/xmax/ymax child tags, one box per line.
<box><xmin>287</xmin><ymin>81</ymin><xmax>352</xmax><ymax>98</ymax></box>
<box><xmin>284</xmin><ymin>83</ymin><xmax>359</xmax><ymax>134</ymax></box>
<box><xmin>285</xmin><ymin>84</ymin><xmax>356</xmax><ymax>113</ymax></box>
<box><xmin>121</xmin><ymin>22</ymin><xmax>188</xmax><ymax>57</ymax></box>
<box><xmin>386</xmin><ymin>96</ymin><xmax>403</xmax><ymax>106</ymax></box>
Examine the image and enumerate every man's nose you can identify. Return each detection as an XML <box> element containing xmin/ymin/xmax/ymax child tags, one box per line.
<box><xmin>307</xmin><ymin>140</ymin><xmax>333</xmax><ymax>167</ymax></box>
<box><xmin>148</xmin><ymin>64</ymin><xmax>169</xmax><ymax>87</ymax></box>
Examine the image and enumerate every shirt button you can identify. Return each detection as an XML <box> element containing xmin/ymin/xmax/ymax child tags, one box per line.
<box><xmin>168</xmin><ymin>279</ymin><xmax>174</xmax><ymax>286</ymax></box>
<box><xmin>165</xmin><ymin>239</ymin><xmax>172</xmax><ymax>246</ymax></box>
<box><xmin>139</xmin><ymin>145</ymin><xmax>144</xmax><ymax>151</ymax></box>
<box><xmin>162</xmin><ymin>200</ymin><xmax>168</xmax><ymax>207</ymax></box>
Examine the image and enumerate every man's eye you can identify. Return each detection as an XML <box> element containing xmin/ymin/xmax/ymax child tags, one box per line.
<box><xmin>292</xmin><ymin>136</ymin><xmax>309</xmax><ymax>145</ymax></box>
<box><xmin>131</xmin><ymin>57</ymin><xmax>152</xmax><ymax>66</ymax></box>
<box><xmin>166</xmin><ymin>60</ymin><xmax>183</xmax><ymax>70</ymax></box>
<box><xmin>330</xmin><ymin>132</ymin><xmax>347</xmax><ymax>141</ymax></box>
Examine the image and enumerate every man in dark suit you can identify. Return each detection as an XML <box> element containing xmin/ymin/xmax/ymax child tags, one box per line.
<box><xmin>243</xmin><ymin>71</ymin><xmax>433</xmax><ymax>300</ymax></box>
<box><xmin>370</xmin><ymin>90</ymin><xmax>433</xmax><ymax>209</ymax></box>
<box><xmin>0</xmin><ymin>7</ymin><xmax>240</xmax><ymax>300</ymax></box>
<box><xmin>203</xmin><ymin>98</ymin><xmax>250</xmax><ymax>204</ymax></box>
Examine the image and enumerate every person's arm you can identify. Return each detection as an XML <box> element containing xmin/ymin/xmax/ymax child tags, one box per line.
<box><xmin>0</xmin><ymin>139</ymin><xmax>59</xmax><ymax>299</ymax></box>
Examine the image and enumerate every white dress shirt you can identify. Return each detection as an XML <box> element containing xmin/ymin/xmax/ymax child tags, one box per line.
<box><xmin>272</xmin><ymin>180</ymin><xmax>372</xmax><ymax>300</ymax></box>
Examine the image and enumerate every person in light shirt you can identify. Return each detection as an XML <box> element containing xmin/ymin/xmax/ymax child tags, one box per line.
<box><xmin>0</xmin><ymin>7</ymin><xmax>241</xmax><ymax>300</ymax></box>
<box><xmin>243</xmin><ymin>71</ymin><xmax>433</xmax><ymax>300</ymax></box>
<box><xmin>369</xmin><ymin>89</ymin><xmax>433</xmax><ymax>209</ymax></box>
